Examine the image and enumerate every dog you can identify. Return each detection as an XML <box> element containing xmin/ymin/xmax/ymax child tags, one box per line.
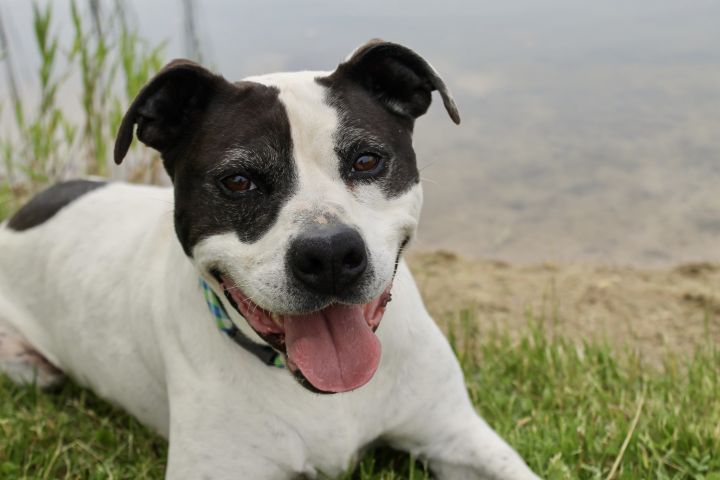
<box><xmin>0</xmin><ymin>40</ymin><xmax>539</xmax><ymax>479</ymax></box>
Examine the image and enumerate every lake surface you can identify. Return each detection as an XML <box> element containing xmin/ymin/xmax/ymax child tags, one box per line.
<box><xmin>2</xmin><ymin>0</ymin><xmax>719</xmax><ymax>265</ymax></box>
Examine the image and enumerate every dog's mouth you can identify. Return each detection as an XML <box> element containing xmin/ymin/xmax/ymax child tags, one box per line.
<box><xmin>218</xmin><ymin>275</ymin><xmax>391</xmax><ymax>394</ymax></box>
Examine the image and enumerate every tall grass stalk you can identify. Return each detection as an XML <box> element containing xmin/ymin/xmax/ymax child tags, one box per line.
<box><xmin>0</xmin><ymin>5</ymin><xmax>22</xmax><ymax>218</ymax></box>
<box><xmin>0</xmin><ymin>0</ymin><xmax>165</xmax><ymax>218</ymax></box>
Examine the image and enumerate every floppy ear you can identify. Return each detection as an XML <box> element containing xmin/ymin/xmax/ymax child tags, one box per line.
<box><xmin>335</xmin><ymin>39</ymin><xmax>460</xmax><ymax>124</ymax></box>
<box><xmin>113</xmin><ymin>59</ymin><xmax>227</xmax><ymax>170</ymax></box>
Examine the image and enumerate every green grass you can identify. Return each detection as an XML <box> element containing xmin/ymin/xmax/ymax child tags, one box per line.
<box><xmin>1</xmin><ymin>1</ymin><xmax>164</xmax><ymax>208</ymax></box>
<box><xmin>0</xmin><ymin>382</ymin><xmax>165</xmax><ymax>479</ymax></box>
<box><xmin>2</xmin><ymin>5</ymin><xmax>717</xmax><ymax>479</ymax></box>
<box><xmin>1</xmin><ymin>316</ymin><xmax>718</xmax><ymax>479</ymax></box>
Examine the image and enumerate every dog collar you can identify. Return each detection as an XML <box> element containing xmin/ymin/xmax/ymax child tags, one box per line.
<box><xmin>200</xmin><ymin>278</ymin><xmax>285</xmax><ymax>368</ymax></box>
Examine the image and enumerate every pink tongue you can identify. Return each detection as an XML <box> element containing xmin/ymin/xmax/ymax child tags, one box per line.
<box><xmin>284</xmin><ymin>304</ymin><xmax>381</xmax><ymax>393</ymax></box>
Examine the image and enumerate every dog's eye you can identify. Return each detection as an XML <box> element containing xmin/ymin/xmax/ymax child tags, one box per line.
<box><xmin>351</xmin><ymin>153</ymin><xmax>383</xmax><ymax>175</ymax></box>
<box><xmin>221</xmin><ymin>174</ymin><xmax>256</xmax><ymax>193</ymax></box>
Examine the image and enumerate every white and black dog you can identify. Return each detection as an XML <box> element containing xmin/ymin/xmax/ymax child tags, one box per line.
<box><xmin>0</xmin><ymin>40</ymin><xmax>539</xmax><ymax>479</ymax></box>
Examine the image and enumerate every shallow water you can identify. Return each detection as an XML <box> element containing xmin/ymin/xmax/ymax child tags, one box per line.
<box><xmin>2</xmin><ymin>0</ymin><xmax>719</xmax><ymax>265</ymax></box>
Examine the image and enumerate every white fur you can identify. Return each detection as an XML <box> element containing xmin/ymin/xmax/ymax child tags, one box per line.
<box><xmin>0</xmin><ymin>72</ymin><xmax>540</xmax><ymax>479</ymax></box>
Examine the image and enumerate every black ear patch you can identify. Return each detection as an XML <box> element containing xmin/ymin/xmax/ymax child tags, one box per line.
<box><xmin>330</xmin><ymin>39</ymin><xmax>460</xmax><ymax>124</ymax></box>
<box><xmin>114</xmin><ymin>60</ymin><xmax>230</xmax><ymax>175</ymax></box>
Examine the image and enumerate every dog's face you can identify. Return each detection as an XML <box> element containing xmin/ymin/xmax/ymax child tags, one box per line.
<box><xmin>115</xmin><ymin>40</ymin><xmax>459</xmax><ymax>393</ymax></box>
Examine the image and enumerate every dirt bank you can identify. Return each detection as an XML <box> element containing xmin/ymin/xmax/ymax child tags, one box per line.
<box><xmin>408</xmin><ymin>250</ymin><xmax>720</xmax><ymax>365</ymax></box>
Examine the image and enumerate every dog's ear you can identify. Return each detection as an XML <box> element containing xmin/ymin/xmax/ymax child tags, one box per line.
<box><xmin>335</xmin><ymin>39</ymin><xmax>460</xmax><ymax>124</ymax></box>
<box><xmin>114</xmin><ymin>59</ymin><xmax>228</xmax><ymax>169</ymax></box>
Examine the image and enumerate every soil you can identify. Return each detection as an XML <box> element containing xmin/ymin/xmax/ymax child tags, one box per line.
<box><xmin>407</xmin><ymin>250</ymin><xmax>720</xmax><ymax>366</ymax></box>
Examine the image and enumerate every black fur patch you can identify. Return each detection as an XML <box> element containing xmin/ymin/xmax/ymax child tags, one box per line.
<box><xmin>114</xmin><ymin>60</ymin><xmax>297</xmax><ymax>255</ymax></box>
<box><xmin>7</xmin><ymin>180</ymin><xmax>106</xmax><ymax>231</ymax></box>
<box><xmin>317</xmin><ymin>40</ymin><xmax>459</xmax><ymax>199</ymax></box>
<box><xmin>171</xmin><ymin>81</ymin><xmax>297</xmax><ymax>256</ymax></box>
<box><xmin>318</xmin><ymin>74</ymin><xmax>420</xmax><ymax>198</ymax></box>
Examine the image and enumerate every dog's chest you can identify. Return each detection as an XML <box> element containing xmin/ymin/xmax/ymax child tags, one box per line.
<box><xmin>201</xmin><ymin>351</ymin><xmax>407</xmax><ymax>478</ymax></box>
<box><xmin>245</xmin><ymin>387</ymin><xmax>388</xmax><ymax>477</ymax></box>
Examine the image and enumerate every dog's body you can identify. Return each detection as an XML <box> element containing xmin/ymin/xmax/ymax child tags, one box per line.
<box><xmin>0</xmin><ymin>41</ymin><xmax>539</xmax><ymax>479</ymax></box>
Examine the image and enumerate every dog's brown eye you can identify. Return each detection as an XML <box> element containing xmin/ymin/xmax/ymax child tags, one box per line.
<box><xmin>221</xmin><ymin>174</ymin><xmax>256</xmax><ymax>193</ymax></box>
<box><xmin>352</xmin><ymin>154</ymin><xmax>382</xmax><ymax>174</ymax></box>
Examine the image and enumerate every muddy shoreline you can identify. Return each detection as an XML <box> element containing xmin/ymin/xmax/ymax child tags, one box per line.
<box><xmin>408</xmin><ymin>249</ymin><xmax>719</xmax><ymax>366</ymax></box>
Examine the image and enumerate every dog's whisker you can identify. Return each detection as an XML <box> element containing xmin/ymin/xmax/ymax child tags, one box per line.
<box><xmin>418</xmin><ymin>161</ymin><xmax>439</xmax><ymax>172</ymax></box>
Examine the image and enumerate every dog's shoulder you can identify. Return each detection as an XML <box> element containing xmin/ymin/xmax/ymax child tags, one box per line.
<box><xmin>7</xmin><ymin>179</ymin><xmax>107</xmax><ymax>232</ymax></box>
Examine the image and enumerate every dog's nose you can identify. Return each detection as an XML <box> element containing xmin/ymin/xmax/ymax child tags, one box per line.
<box><xmin>289</xmin><ymin>224</ymin><xmax>368</xmax><ymax>295</ymax></box>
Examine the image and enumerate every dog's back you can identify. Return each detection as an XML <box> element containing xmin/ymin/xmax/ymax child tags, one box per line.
<box><xmin>0</xmin><ymin>182</ymin><xmax>178</xmax><ymax>432</ymax></box>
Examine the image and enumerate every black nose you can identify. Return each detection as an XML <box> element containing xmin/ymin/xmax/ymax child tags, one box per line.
<box><xmin>289</xmin><ymin>224</ymin><xmax>368</xmax><ymax>295</ymax></box>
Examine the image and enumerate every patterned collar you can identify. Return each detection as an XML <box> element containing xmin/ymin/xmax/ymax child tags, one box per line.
<box><xmin>200</xmin><ymin>278</ymin><xmax>285</xmax><ymax>368</ymax></box>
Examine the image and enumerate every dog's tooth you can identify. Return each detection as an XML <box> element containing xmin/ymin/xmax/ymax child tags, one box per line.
<box><xmin>271</xmin><ymin>312</ymin><xmax>284</xmax><ymax>328</ymax></box>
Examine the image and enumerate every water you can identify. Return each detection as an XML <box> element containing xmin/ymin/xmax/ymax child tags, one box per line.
<box><xmin>2</xmin><ymin>0</ymin><xmax>719</xmax><ymax>265</ymax></box>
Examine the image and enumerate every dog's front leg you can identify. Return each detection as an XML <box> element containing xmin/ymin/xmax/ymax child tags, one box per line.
<box><xmin>164</xmin><ymin>391</ymin><xmax>302</xmax><ymax>480</ymax></box>
<box><xmin>165</xmin><ymin>427</ymin><xmax>290</xmax><ymax>480</ymax></box>
<box><xmin>394</xmin><ymin>408</ymin><xmax>540</xmax><ymax>480</ymax></box>
<box><xmin>380</xmin><ymin>316</ymin><xmax>540</xmax><ymax>479</ymax></box>
<box><xmin>387</xmin><ymin>383</ymin><xmax>540</xmax><ymax>480</ymax></box>
<box><xmin>378</xmin><ymin>270</ymin><xmax>541</xmax><ymax>479</ymax></box>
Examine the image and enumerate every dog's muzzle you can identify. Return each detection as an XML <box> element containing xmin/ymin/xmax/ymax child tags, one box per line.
<box><xmin>214</xmin><ymin>226</ymin><xmax>404</xmax><ymax>394</ymax></box>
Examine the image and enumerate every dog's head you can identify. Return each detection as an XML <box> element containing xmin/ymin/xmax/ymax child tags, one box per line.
<box><xmin>115</xmin><ymin>40</ymin><xmax>459</xmax><ymax>394</ymax></box>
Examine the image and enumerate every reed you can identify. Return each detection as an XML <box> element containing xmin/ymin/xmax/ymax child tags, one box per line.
<box><xmin>0</xmin><ymin>0</ymin><xmax>165</xmax><ymax>219</ymax></box>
